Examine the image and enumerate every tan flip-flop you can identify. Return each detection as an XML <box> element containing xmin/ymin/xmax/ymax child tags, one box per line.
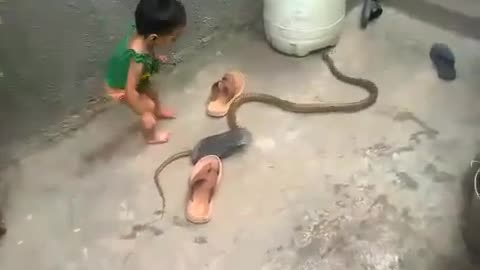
<box><xmin>206</xmin><ymin>71</ymin><xmax>245</xmax><ymax>118</ymax></box>
<box><xmin>185</xmin><ymin>155</ymin><xmax>223</xmax><ymax>224</ymax></box>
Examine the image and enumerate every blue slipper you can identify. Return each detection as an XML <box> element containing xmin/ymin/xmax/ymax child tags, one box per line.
<box><xmin>430</xmin><ymin>43</ymin><xmax>456</xmax><ymax>81</ymax></box>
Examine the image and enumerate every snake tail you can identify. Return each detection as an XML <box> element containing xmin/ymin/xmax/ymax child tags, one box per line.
<box><xmin>153</xmin><ymin>150</ymin><xmax>192</xmax><ymax>218</ymax></box>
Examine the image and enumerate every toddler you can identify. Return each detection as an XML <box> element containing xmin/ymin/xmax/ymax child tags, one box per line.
<box><xmin>104</xmin><ymin>0</ymin><xmax>186</xmax><ymax>144</ymax></box>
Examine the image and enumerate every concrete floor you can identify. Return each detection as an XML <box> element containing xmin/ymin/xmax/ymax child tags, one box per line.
<box><xmin>1</xmin><ymin>5</ymin><xmax>480</xmax><ymax>270</ymax></box>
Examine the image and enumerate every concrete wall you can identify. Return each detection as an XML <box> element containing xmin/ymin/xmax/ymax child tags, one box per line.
<box><xmin>0</xmin><ymin>0</ymin><xmax>260</xmax><ymax>164</ymax></box>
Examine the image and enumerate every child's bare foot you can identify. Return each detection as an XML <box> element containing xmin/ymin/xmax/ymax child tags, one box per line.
<box><xmin>156</xmin><ymin>107</ymin><xmax>176</xmax><ymax>119</ymax></box>
<box><xmin>147</xmin><ymin>131</ymin><xmax>170</xmax><ymax>144</ymax></box>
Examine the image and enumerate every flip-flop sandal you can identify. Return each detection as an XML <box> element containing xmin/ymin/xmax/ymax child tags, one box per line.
<box><xmin>360</xmin><ymin>0</ymin><xmax>383</xmax><ymax>29</ymax></box>
<box><xmin>429</xmin><ymin>43</ymin><xmax>456</xmax><ymax>81</ymax></box>
<box><xmin>186</xmin><ymin>155</ymin><xmax>223</xmax><ymax>224</ymax></box>
<box><xmin>207</xmin><ymin>71</ymin><xmax>246</xmax><ymax>118</ymax></box>
<box><xmin>369</xmin><ymin>1</ymin><xmax>383</xmax><ymax>22</ymax></box>
<box><xmin>191</xmin><ymin>127</ymin><xmax>252</xmax><ymax>164</ymax></box>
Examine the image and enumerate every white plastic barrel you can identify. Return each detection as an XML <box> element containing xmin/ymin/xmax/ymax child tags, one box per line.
<box><xmin>263</xmin><ymin>0</ymin><xmax>346</xmax><ymax>57</ymax></box>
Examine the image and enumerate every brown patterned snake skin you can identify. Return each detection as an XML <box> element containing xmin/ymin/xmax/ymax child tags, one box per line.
<box><xmin>153</xmin><ymin>49</ymin><xmax>379</xmax><ymax>218</ymax></box>
<box><xmin>154</xmin><ymin>149</ymin><xmax>192</xmax><ymax>218</ymax></box>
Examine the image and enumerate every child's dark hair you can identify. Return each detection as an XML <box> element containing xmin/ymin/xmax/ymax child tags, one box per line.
<box><xmin>135</xmin><ymin>0</ymin><xmax>186</xmax><ymax>37</ymax></box>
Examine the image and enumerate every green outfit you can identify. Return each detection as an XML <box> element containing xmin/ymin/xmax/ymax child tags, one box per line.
<box><xmin>105</xmin><ymin>25</ymin><xmax>160</xmax><ymax>91</ymax></box>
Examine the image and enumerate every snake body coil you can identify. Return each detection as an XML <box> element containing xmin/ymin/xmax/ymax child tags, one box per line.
<box><xmin>154</xmin><ymin>50</ymin><xmax>378</xmax><ymax>217</ymax></box>
<box><xmin>226</xmin><ymin>52</ymin><xmax>378</xmax><ymax>129</ymax></box>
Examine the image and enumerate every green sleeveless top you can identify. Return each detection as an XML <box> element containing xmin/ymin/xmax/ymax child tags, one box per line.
<box><xmin>105</xmin><ymin>25</ymin><xmax>160</xmax><ymax>90</ymax></box>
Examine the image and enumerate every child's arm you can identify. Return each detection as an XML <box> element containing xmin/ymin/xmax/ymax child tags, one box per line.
<box><xmin>125</xmin><ymin>60</ymin><xmax>145</xmax><ymax>114</ymax></box>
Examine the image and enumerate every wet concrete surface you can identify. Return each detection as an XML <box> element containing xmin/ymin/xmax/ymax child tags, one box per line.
<box><xmin>1</xmin><ymin>4</ymin><xmax>480</xmax><ymax>270</ymax></box>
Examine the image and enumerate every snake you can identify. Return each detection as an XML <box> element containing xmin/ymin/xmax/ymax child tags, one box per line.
<box><xmin>153</xmin><ymin>49</ymin><xmax>378</xmax><ymax>217</ymax></box>
<box><xmin>153</xmin><ymin>150</ymin><xmax>192</xmax><ymax>218</ymax></box>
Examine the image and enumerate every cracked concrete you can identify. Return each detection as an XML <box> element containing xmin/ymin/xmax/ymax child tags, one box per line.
<box><xmin>1</xmin><ymin>3</ymin><xmax>480</xmax><ymax>270</ymax></box>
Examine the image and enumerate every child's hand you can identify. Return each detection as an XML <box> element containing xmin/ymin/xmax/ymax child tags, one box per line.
<box><xmin>157</xmin><ymin>55</ymin><xmax>168</xmax><ymax>63</ymax></box>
